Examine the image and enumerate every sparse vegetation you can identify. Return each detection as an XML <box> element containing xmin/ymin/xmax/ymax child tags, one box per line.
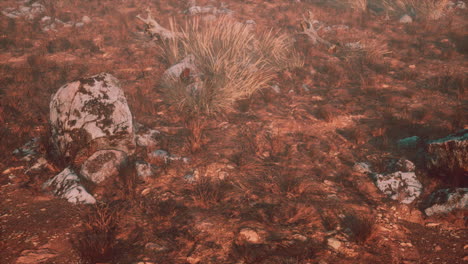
<box><xmin>159</xmin><ymin>16</ymin><xmax>303</xmax><ymax>114</ymax></box>
<box><xmin>74</xmin><ymin>203</ymin><xmax>121</xmax><ymax>264</ymax></box>
<box><xmin>1</xmin><ymin>0</ymin><xmax>467</xmax><ymax>263</ymax></box>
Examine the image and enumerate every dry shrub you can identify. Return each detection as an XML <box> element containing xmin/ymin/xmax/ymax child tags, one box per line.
<box><xmin>382</xmin><ymin>0</ymin><xmax>450</xmax><ymax>20</ymax></box>
<box><xmin>159</xmin><ymin>17</ymin><xmax>303</xmax><ymax>114</ymax></box>
<box><xmin>341</xmin><ymin>39</ymin><xmax>391</xmax><ymax>70</ymax></box>
<box><xmin>341</xmin><ymin>213</ymin><xmax>374</xmax><ymax>244</ymax></box>
<box><xmin>192</xmin><ymin>176</ymin><xmax>223</xmax><ymax>208</ymax></box>
<box><xmin>74</xmin><ymin>203</ymin><xmax>121</xmax><ymax>264</ymax></box>
<box><xmin>184</xmin><ymin>115</ymin><xmax>206</xmax><ymax>153</ymax></box>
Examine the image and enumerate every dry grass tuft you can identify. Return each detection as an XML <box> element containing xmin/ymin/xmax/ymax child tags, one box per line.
<box><xmin>74</xmin><ymin>203</ymin><xmax>121</xmax><ymax>264</ymax></box>
<box><xmin>382</xmin><ymin>0</ymin><xmax>450</xmax><ymax>20</ymax></box>
<box><xmin>159</xmin><ymin>17</ymin><xmax>303</xmax><ymax>114</ymax></box>
<box><xmin>184</xmin><ymin>115</ymin><xmax>206</xmax><ymax>153</ymax></box>
<box><xmin>341</xmin><ymin>213</ymin><xmax>374</xmax><ymax>244</ymax></box>
<box><xmin>192</xmin><ymin>176</ymin><xmax>223</xmax><ymax>208</ymax></box>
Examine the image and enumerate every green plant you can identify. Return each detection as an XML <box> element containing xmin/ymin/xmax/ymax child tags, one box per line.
<box><xmin>159</xmin><ymin>17</ymin><xmax>303</xmax><ymax>114</ymax></box>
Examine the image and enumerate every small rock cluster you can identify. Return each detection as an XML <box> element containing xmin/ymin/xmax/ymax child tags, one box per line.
<box><xmin>2</xmin><ymin>1</ymin><xmax>92</xmax><ymax>31</ymax></box>
<box><xmin>41</xmin><ymin>73</ymin><xmax>170</xmax><ymax>204</ymax></box>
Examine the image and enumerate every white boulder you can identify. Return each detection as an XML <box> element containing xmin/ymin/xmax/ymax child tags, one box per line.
<box><xmin>49</xmin><ymin>73</ymin><xmax>135</xmax><ymax>161</ymax></box>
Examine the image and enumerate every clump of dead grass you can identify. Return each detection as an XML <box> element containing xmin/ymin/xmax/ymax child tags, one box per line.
<box><xmin>381</xmin><ymin>0</ymin><xmax>450</xmax><ymax>20</ymax></box>
<box><xmin>74</xmin><ymin>203</ymin><xmax>122</xmax><ymax>264</ymax></box>
<box><xmin>192</xmin><ymin>176</ymin><xmax>223</xmax><ymax>208</ymax></box>
<box><xmin>159</xmin><ymin>17</ymin><xmax>303</xmax><ymax>114</ymax></box>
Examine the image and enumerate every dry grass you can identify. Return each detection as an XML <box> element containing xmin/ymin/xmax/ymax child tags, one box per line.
<box><xmin>74</xmin><ymin>203</ymin><xmax>121</xmax><ymax>264</ymax></box>
<box><xmin>341</xmin><ymin>213</ymin><xmax>374</xmax><ymax>244</ymax></box>
<box><xmin>159</xmin><ymin>17</ymin><xmax>303</xmax><ymax>114</ymax></box>
<box><xmin>192</xmin><ymin>176</ymin><xmax>223</xmax><ymax>208</ymax></box>
<box><xmin>347</xmin><ymin>0</ymin><xmax>369</xmax><ymax>13</ymax></box>
<box><xmin>184</xmin><ymin>115</ymin><xmax>205</xmax><ymax>153</ymax></box>
<box><xmin>381</xmin><ymin>0</ymin><xmax>450</xmax><ymax>20</ymax></box>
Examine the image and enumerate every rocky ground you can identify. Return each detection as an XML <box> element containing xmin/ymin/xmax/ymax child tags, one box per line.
<box><xmin>0</xmin><ymin>0</ymin><xmax>467</xmax><ymax>263</ymax></box>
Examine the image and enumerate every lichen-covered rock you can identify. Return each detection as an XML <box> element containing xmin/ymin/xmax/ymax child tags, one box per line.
<box><xmin>80</xmin><ymin>150</ymin><xmax>127</xmax><ymax>184</ymax></box>
<box><xmin>42</xmin><ymin>168</ymin><xmax>96</xmax><ymax>204</ymax></box>
<box><xmin>49</xmin><ymin>73</ymin><xmax>135</xmax><ymax>162</ymax></box>
<box><xmin>372</xmin><ymin>171</ymin><xmax>422</xmax><ymax>204</ymax></box>
<box><xmin>426</xmin><ymin>130</ymin><xmax>467</xmax><ymax>186</ymax></box>
<box><xmin>424</xmin><ymin>188</ymin><xmax>468</xmax><ymax>216</ymax></box>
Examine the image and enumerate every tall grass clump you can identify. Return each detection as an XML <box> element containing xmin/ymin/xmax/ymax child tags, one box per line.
<box><xmin>159</xmin><ymin>17</ymin><xmax>303</xmax><ymax>114</ymax></box>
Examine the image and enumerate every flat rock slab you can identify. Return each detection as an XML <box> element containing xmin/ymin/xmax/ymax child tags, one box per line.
<box><xmin>49</xmin><ymin>73</ymin><xmax>135</xmax><ymax>162</ymax></box>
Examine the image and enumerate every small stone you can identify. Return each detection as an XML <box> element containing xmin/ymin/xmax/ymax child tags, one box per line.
<box><xmin>327</xmin><ymin>237</ymin><xmax>341</xmax><ymax>250</ymax></box>
<box><xmin>16</xmin><ymin>248</ymin><xmax>57</xmax><ymax>264</ymax></box>
<box><xmin>145</xmin><ymin>242</ymin><xmax>168</xmax><ymax>253</ymax></box>
<box><xmin>399</xmin><ymin>14</ymin><xmax>413</xmax><ymax>23</ymax></box>
<box><xmin>271</xmin><ymin>84</ymin><xmax>281</xmax><ymax>94</ymax></box>
<box><xmin>424</xmin><ymin>188</ymin><xmax>468</xmax><ymax>216</ymax></box>
<box><xmin>434</xmin><ymin>245</ymin><xmax>442</xmax><ymax>251</ymax></box>
<box><xmin>135</xmin><ymin>161</ymin><xmax>155</xmax><ymax>180</ymax></box>
<box><xmin>82</xmin><ymin>15</ymin><xmax>92</xmax><ymax>24</ymax></box>
<box><xmin>75</xmin><ymin>22</ymin><xmax>84</xmax><ymax>28</ymax></box>
<box><xmin>239</xmin><ymin>228</ymin><xmax>262</xmax><ymax>244</ymax></box>
<box><xmin>43</xmin><ymin>168</ymin><xmax>96</xmax><ymax>204</ymax></box>
<box><xmin>353</xmin><ymin>162</ymin><xmax>372</xmax><ymax>174</ymax></box>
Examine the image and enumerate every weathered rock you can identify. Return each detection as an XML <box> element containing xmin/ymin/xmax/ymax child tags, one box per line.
<box><xmin>327</xmin><ymin>237</ymin><xmax>342</xmax><ymax>250</ymax></box>
<box><xmin>399</xmin><ymin>14</ymin><xmax>413</xmax><ymax>23</ymax></box>
<box><xmin>372</xmin><ymin>171</ymin><xmax>422</xmax><ymax>204</ymax></box>
<box><xmin>162</xmin><ymin>55</ymin><xmax>199</xmax><ymax>82</ymax></box>
<box><xmin>13</xmin><ymin>137</ymin><xmax>40</xmax><ymax>159</ymax></box>
<box><xmin>426</xmin><ymin>130</ymin><xmax>467</xmax><ymax>186</ymax></box>
<box><xmin>80</xmin><ymin>150</ymin><xmax>127</xmax><ymax>184</ymax></box>
<box><xmin>387</xmin><ymin>158</ymin><xmax>416</xmax><ymax>173</ymax></box>
<box><xmin>238</xmin><ymin>228</ymin><xmax>263</xmax><ymax>244</ymax></box>
<box><xmin>49</xmin><ymin>73</ymin><xmax>135</xmax><ymax>162</ymax></box>
<box><xmin>135</xmin><ymin>126</ymin><xmax>160</xmax><ymax>147</ymax></box>
<box><xmin>81</xmin><ymin>15</ymin><xmax>92</xmax><ymax>24</ymax></box>
<box><xmin>353</xmin><ymin>162</ymin><xmax>372</xmax><ymax>174</ymax></box>
<box><xmin>16</xmin><ymin>248</ymin><xmax>57</xmax><ymax>264</ymax></box>
<box><xmin>424</xmin><ymin>188</ymin><xmax>468</xmax><ymax>216</ymax></box>
<box><xmin>43</xmin><ymin>168</ymin><xmax>96</xmax><ymax>204</ymax></box>
<box><xmin>135</xmin><ymin>161</ymin><xmax>155</xmax><ymax>180</ymax></box>
<box><xmin>2</xmin><ymin>2</ymin><xmax>45</xmax><ymax>20</ymax></box>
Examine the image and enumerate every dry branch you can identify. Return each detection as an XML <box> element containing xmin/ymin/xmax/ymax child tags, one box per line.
<box><xmin>300</xmin><ymin>11</ymin><xmax>331</xmax><ymax>47</ymax></box>
<box><xmin>136</xmin><ymin>9</ymin><xmax>181</xmax><ymax>40</ymax></box>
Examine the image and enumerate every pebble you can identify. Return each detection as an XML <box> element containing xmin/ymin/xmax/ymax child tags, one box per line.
<box><xmin>327</xmin><ymin>237</ymin><xmax>341</xmax><ymax>250</ymax></box>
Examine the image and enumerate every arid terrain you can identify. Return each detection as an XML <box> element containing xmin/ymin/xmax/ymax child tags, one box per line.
<box><xmin>0</xmin><ymin>0</ymin><xmax>467</xmax><ymax>263</ymax></box>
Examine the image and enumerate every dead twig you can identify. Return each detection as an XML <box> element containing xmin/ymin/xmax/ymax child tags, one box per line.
<box><xmin>299</xmin><ymin>11</ymin><xmax>331</xmax><ymax>47</ymax></box>
<box><xmin>136</xmin><ymin>8</ymin><xmax>181</xmax><ymax>40</ymax></box>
